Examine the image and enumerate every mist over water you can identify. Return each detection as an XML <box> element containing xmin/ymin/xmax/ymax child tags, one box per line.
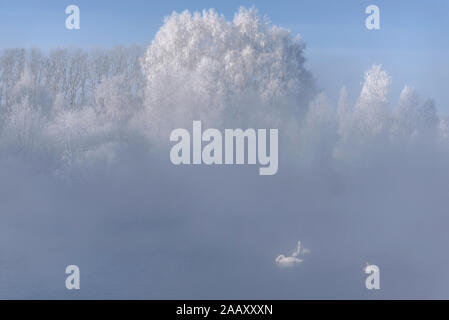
<box><xmin>1</xmin><ymin>7</ymin><xmax>449</xmax><ymax>298</ymax></box>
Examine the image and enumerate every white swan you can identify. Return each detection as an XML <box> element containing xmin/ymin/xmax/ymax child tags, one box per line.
<box><xmin>275</xmin><ymin>255</ymin><xmax>303</xmax><ymax>267</ymax></box>
<box><xmin>275</xmin><ymin>240</ymin><xmax>310</xmax><ymax>267</ymax></box>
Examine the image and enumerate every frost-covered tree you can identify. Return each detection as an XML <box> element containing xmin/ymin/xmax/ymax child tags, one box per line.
<box><xmin>355</xmin><ymin>65</ymin><xmax>392</xmax><ymax>137</ymax></box>
<box><xmin>0</xmin><ymin>45</ymin><xmax>145</xmax><ymax>169</ymax></box>
<box><xmin>0</xmin><ymin>69</ymin><xmax>49</xmax><ymax>153</ymax></box>
<box><xmin>299</xmin><ymin>92</ymin><xmax>337</xmax><ymax>164</ymax></box>
<box><xmin>141</xmin><ymin>7</ymin><xmax>315</xmax><ymax>137</ymax></box>
<box><xmin>0</xmin><ymin>49</ymin><xmax>26</xmax><ymax>109</ymax></box>
<box><xmin>94</xmin><ymin>74</ymin><xmax>141</xmax><ymax>122</ymax></box>
<box><xmin>1</xmin><ymin>97</ymin><xmax>44</xmax><ymax>153</ymax></box>
<box><xmin>393</xmin><ymin>86</ymin><xmax>437</xmax><ymax>142</ymax></box>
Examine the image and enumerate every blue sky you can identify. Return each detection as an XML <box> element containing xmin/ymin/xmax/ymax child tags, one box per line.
<box><xmin>1</xmin><ymin>0</ymin><xmax>448</xmax><ymax>111</ymax></box>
